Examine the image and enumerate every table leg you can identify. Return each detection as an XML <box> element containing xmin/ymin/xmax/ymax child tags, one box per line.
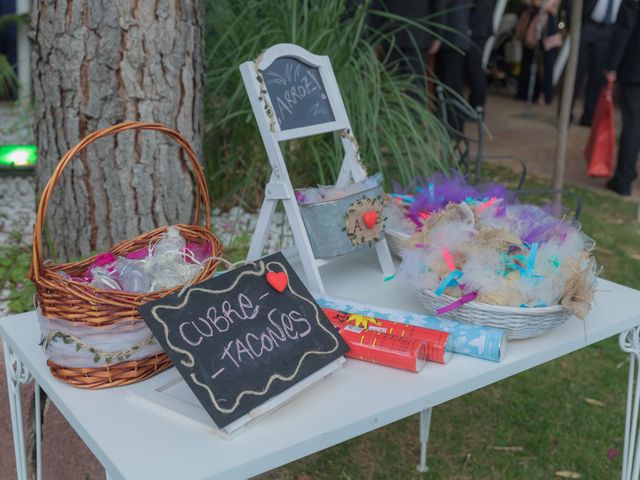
<box><xmin>35</xmin><ymin>384</ymin><xmax>42</xmax><ymax>480</ymax></box>
<box><xmin>619</xmin><ymin>327</ymin><xmax>640</xmax><ymax>480</ymax></box>
<box><xmin>416</xmin><ymin>408</ymin><xmax>433</xmax><ymax>473</ymax></box>
<box><xmin>3</xmin><ymin>339</ymin><xmax>40</xmax><ymax>480</ymax></box>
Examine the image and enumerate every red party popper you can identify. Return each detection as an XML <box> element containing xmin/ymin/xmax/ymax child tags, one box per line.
<box><xmin>337</xmin><ymin>324</ymin><xmax>428</xmax><ymax>372</ymax></box>
<box><xmin>323</xmin><ymin>308</ymin><xmax>452</xmax><ymax>364</ymax></box>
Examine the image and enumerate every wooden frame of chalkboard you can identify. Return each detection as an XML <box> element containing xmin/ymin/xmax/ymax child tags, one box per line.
<box><xmin>125</xmin><ymin>358</ymin><xmax>345</xmax><ymax>439</ymax></box>
<box><xmin>240</xmin><ymin>43</ymin><xmax>394</xmax><ymax>293</ymax></box>
<box><xmin>252</xmin><ymin>46</ymin><xmax>348</xmax><ymax>139</ymax></box>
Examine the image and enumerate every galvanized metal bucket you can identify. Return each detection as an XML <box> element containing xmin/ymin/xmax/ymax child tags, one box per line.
<box><xmin>297</xmin><ymin>184</ymin><xmax>385</xmax><ymax>259</ymax></box>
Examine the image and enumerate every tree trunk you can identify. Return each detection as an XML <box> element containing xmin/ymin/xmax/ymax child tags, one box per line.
<box><xmin>30</xmin><ymin>0</ymin><xmax>205</xmax><ymax>261</ymax></box>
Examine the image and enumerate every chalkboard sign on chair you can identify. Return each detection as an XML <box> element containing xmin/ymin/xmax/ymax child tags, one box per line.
<box><xmin>261</xmin><ymin>56</ymin><xmax>335</xmax><ymax>131</ymax></box>
<box><xmin>138</xmin><ymin>252</ymin><xmax>349</xmax><ymax>433</ymax></box>
<box><xmin>240</xmin><ymin>43</ymin><xmax>394</xmax><ymax>294</ymax></box>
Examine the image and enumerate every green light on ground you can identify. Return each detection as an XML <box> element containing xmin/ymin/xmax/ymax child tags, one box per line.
<box><xmin>0</xmin><ymin>145</ymin><xmax>37</xmax><ymax>168</ymax></box>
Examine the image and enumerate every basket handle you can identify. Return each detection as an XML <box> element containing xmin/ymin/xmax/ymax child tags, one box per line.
<box><xmin>32</xmin><ymin>121</ymin><xmax>211</xmax><ymax>281</ymax></box>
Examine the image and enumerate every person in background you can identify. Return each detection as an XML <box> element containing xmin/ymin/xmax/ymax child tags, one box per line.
<box><xmin>515</xmin><ymin>0</ymin><xmax>563</xmax><ymax>105</ymax></box>
<box><xmin>604</xmin><ymin>0</ymin><xmax>640</xmax><ymax>196</ymax></box>
<box><xmin>435</xmin><ymin>1</ymin><xmax>474</xmax><ymax>132</ymax></box>
<box><xmin>378</xmin><ymin>0</ymin><xmax>443</xmax><ymax>102</ymax></box>
<box><xmin>467</xmin><ymin>0</ymin><xmax>496</xmax><ymax>114</ymax></box>
<box><xmin>572</xmin><ymin>0</ymin><xmax>622</xmax><ymax>126</ymax></box>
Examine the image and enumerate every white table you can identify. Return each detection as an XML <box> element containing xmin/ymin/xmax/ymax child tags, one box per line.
<box><xmin>4</xmin><ymin>248</ymin><xmax>640</xmax><ymax>479</ymax></box>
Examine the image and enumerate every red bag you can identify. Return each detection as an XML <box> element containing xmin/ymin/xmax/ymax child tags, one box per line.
<box><xmin>585</xmin><ymin>78</ymin><xmax>615</xmax><ymax>177</ymax></box>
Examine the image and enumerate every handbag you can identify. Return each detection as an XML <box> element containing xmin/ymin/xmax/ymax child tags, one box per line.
<box><xmin>523</xmin><ymin>11</ymin><xmax>549</xmax><ymax>49</ymax></box>
<box><xmin>585</xmin><ymin>79</ymin><xmax>615</xmax><ymax>177</ymax></box>
<box><xmin>516</xmin><ymin>9</ymin><xmax>533</xmax><ymax>42</ymax></box>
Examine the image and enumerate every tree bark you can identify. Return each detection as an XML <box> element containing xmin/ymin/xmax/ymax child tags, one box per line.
<box><xmin>30</xmin><ymin>0</ymin><xmax>205</xmax><ymax>261</ymax></box>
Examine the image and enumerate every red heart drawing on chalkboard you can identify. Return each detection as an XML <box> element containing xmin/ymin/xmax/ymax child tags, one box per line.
<box><xmin>363</xmin><ymin>210</ymin><xmax>378</xmax><ymax>229</ymax></box>
<box><xmin>266</xmin><ymin>271</ymin><xmax>288</xmax><ymax>293</ymax></box>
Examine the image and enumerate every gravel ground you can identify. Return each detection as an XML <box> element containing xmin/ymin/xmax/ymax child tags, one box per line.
<box><xmin>0</xmin><ymin>101</ymin><xmax>34</xmax><ymax>146</ymax></box>
<box><xmin>211</xmin><ymin>205</ymin><xmax>293</xmax><ymax>253</ymax></box>
<box><xmin>0</xmin><ymin>176</ymin><xmax>36</xmax><ymax>316</ymax></box>
<box><xmin>0</xmin><ymin>175</ymin><xmax>36</xmax><ymax>247</ymax></box>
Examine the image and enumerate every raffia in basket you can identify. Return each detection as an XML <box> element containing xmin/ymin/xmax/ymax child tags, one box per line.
<box><xmin>29</xmin><ymin>121</ymin><xmax>223</xmax><ymax>389</ymax></box>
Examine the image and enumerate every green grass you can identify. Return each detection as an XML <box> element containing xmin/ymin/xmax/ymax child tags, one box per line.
<box><xmin>0</xmin><ymin>232</ymin><xmax>35</xmax><ymax>313</ymax></box>
<box><xmin>254</xmin><ymin>165</ymin><xmax>640</xmax><ymax>480</ymax></box>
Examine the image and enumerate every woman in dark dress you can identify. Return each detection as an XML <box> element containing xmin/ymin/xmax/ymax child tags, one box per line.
<box><xmin>516</xmin><ymin>0</ymin><xmax>563</xmax><ymax>105</ymax></box>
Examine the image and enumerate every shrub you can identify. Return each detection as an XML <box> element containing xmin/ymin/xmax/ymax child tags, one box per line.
<box><xmin>204</xmin><ymin>0</ymin><xmax>453</xmax><ymax>209</ymax></box>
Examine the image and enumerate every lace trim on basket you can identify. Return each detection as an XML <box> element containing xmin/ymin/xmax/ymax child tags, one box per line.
<box><xmin>40</xmin><ymin>331</ymin><xmax>157</xmax><ymax>365</ymax></box>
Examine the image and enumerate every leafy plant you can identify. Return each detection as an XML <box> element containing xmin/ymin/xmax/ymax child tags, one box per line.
<box><xmin>0</xmin><ymin>13</ymin><xmax>27</xmax><ymax>99</ymax></box>
<box><xmin>204</xmin><ymin>0</ymin><xmax>454</xmax><ymax>210</ymax></box>
<box><xmin>222</xmin><ymin>232</ymin><xmax>252</xmax><ymax>263</ymax></box>
<box><xmin>0</xmin><ymin>242</ymin><xmax>34</xmax><ymax>314</ymax></box>
<box><xmin>0</xmin><ymin>53</ymin><xmax>17</xmax><ymax>98</ymax></box>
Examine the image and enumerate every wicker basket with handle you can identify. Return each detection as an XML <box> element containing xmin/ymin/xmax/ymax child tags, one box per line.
<box><xmin>29</xmin><ymin>121</ymin><xmax>223</xmax><ymax>389</ymax></box>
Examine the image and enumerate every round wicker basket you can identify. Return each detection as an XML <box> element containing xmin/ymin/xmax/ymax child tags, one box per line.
<box><xmin>383</xmin><ymin>228</ymin><xmax>411</xmax><ymax>258</ymax></box>
<box><xmin>412</xmin><ymin>281</ymin><xmax>572</xmax><ymax>339</ymax></box>
<box><xmin>29</xmin><ymin>121</ymin><xmax>223</xmax><ymax>389</ymax></box>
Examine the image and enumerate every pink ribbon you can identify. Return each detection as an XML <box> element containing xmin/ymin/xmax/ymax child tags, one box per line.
<box><xmin>442</xmin><ymin>248</ymin><xmax>456</xmax><ymax>271</ymax></box>
<box><xmin>476</xmin><ymin>196</ymin><xmax>498</xmax><ymax>213</ymax></box>
<box><xmin>126</xmin><ymin>246</ymin><xmax>150</xmax><ymax>260</ymax></box>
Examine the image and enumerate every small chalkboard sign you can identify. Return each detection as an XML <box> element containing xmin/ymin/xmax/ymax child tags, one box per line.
<box><xmin>138</xmin><ymin>252</ymin><xmax>348</xmax><ymax>430</ymax></box>
<box><xmin>261</xmin><ymin>56</ymin><xmax>335</xmax><ymax>131</ymax></box>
